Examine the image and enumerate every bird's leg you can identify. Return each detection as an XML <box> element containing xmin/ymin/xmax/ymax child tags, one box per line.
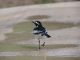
<box><xmin>41</xmin><ymin>42</ymin><xmax>45</xmax><ymax>47</ymax></box>
<box><xmin>38</xmin><ymin>35</ymin><xmax>41</xmax><ymax>50</ymax></box>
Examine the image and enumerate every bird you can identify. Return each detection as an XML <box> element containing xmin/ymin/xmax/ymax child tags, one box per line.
<box><xmin>32</xmin><ymin>21</ymin><xmax>51</xmax><ymax>38</ymax></box>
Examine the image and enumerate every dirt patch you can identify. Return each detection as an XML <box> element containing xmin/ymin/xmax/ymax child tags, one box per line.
<box><xmin>27</xmin><ymin>15</ymin><xmax>50</xmax><ymax>20</ymax></box>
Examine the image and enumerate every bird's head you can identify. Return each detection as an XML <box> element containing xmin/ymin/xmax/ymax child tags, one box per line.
<box><xmin>32</xmin><ymin>21</ymin><xmax>42</xmax><ymax>27</ymax></box>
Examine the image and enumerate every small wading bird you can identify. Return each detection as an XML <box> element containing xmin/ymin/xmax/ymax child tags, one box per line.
<box><xmin>32</xmin><ymin>21</ymin><xmax>51</xmax><ymax>49</ymax></box>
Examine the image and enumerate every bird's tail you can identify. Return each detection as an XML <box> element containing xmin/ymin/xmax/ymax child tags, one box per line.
<box><xmin>42</xmin><ymin>32</ymin><xmax>51</xmax><ymax>38</ymax></box>
<box><xmin>45</xmin><ymin>34</ymin><xmax>51</xmax><ymax>38</ymax></box>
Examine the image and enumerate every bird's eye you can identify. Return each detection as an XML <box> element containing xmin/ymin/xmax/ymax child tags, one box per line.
<box><xmin>36</xmin><ymin>22</ymin><xmax>39</xmax><ymax>25</ymax></box>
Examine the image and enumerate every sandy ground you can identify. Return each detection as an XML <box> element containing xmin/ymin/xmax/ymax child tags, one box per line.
<box><xmin>0</xmin><ymin>1</ymin><xmax>80</xmax><ymax>57</ymax></box>
<box><xmin>15</xmin><ymin>27</ymin><xmax>80</xmax><ymax>57</ymax></box>
<box><xmin>0</xmin><ymin>27</ymin><xmax>80</xmax><ymax>57</ymax></box>
<box><xmin>0</xmin><ymin>1</ymin><xmax>80</xmax><ymax>40</ymax></box>
<box><xmin>0</xmin><ymin>48</ymin><xmax>80</xmax><ymax>57</ymax></box>
<box><xmin>17</xmin><ymin>27</ymin><xmax>80</xmax><ymax>45</ymax></box>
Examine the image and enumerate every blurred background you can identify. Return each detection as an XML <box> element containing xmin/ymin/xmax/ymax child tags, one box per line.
<box><xmin>0</xmin><ymin>0</ymin><xmax>80</xmax><ymax>8</ymax></box>
<box><xmin>0</xmin><ymin>0</ymin><xmax>80</xmax><ymax>60</ymax></box>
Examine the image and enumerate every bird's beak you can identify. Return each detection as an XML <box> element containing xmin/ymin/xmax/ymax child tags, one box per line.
<box><xmin>32</xmin><ymin>21</ymin><xmax>37</xmax><ymax>24</ymax></box>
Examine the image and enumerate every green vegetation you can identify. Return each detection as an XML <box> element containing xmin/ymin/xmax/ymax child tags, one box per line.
<box><xmin>13</xmin><ymin>21</ymin><xmax>33</xmax><ymax>32</ymax></box>
<box><xmin>42</xmin><ymin>22</ymin><xmax>76</xmax><ymax>30</ymax></box>
<box><xmin>33</xmin><ymin>0</ymin><xmax>56</xmax><ymax>4</ymax></box>
<box><xmin>5</xmin><ymin>33</ymin><xmax>32</xmax><ymax>42</ymax></box>
<box><xmin>0</xmin><ymin>0</ymin><xmax>56</xmax><ymax>8</ymax></box>
<box><xmin>0</xmin><ymin>0</ymin><xmax>78</xmax><ymax>8</ymax></box>
<box><xmin>5</xmin><ymin>21</ymin><xmax>79</xmax><ymax>43</ymax></box>
<box><xmin>0</xmin><ymin>56</ymin><xmax>80</xmax><ymax>60</ymax></box>
<box><xmin>5</xmin><ymin>22</ymin><xmax>33</xmax><ymax>43</ymax></box>
<box><xmin>0</xmin><ymin>43</ymin><xmax>38</xmax><ymax>51</ymax></box>
<box><xmin>47</xmin><ymin>57</ymin><xmax>80</xmax><ymax>60</ymax></box>
<box><xmin>13</xmin><ymin>21</ymin><xmax>77</xmax><ymax>32</ymax></box>
<box><xmin>0</xmin><ymin>21</ymin><xmax>78</xmax><ymax>51</ymax></box>
<box><xmin>0</xmin><ymin>42</ymin><xmax>78</xmax><ymax>51</ymax></box>
<box><xmin>43</xmin><ymin>44</ymin><xmax>78</xmax><ymax>49</ymax></box>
